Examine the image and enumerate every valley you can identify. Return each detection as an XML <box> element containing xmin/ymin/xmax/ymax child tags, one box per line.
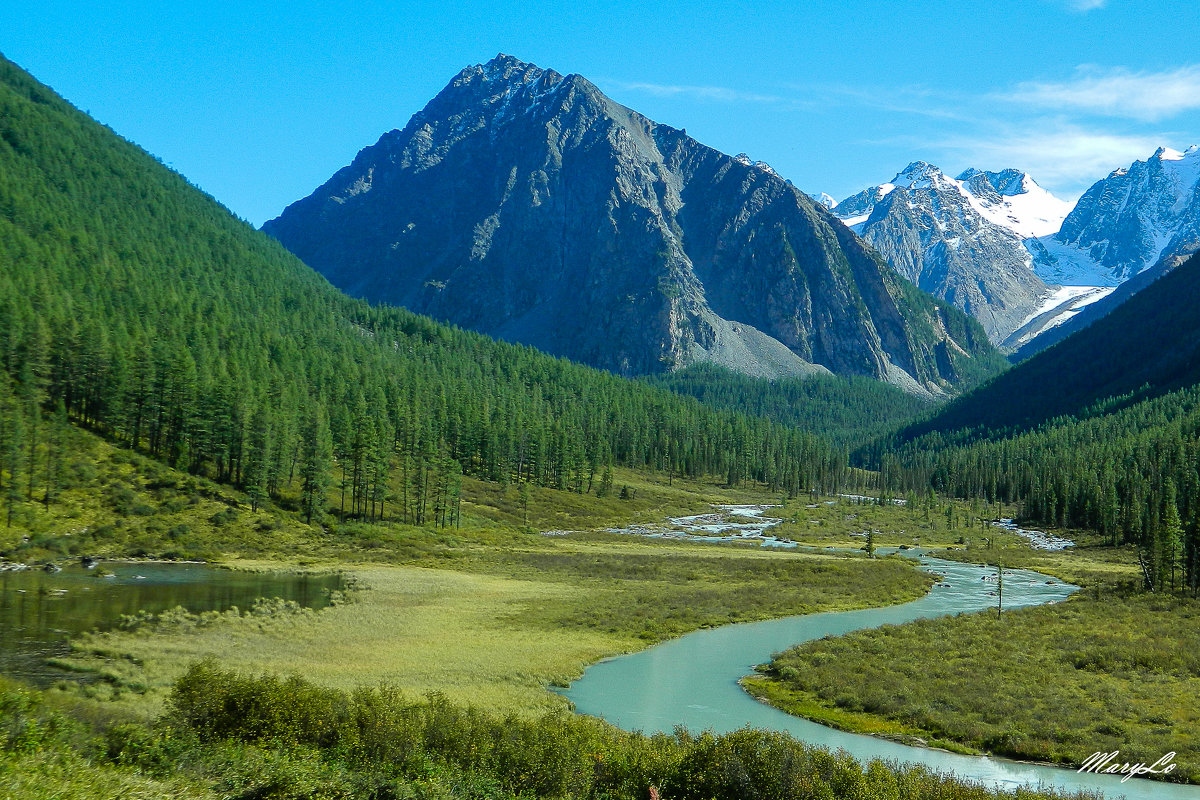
<box><xmin>2</xmin><ymin>15</ymin><xmax>1200</xmax><ymax>800</ymax></box>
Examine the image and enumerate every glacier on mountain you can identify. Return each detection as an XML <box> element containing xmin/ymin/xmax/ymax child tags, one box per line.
<box><xmin>1029</xmin><ymin>145</ymin><xmax>1200</xmax><ymax>285</ymax></box>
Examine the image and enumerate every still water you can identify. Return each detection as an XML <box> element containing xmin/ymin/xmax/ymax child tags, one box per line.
<box><xmin>562</xmin><ymin>551</ymin><xmax>1198</xmax><ymax>800</ymax></box>
<box><xmin>0</xmin><ymin>562</ymin><xmax>342</xmax><ymax>685</ymax></box>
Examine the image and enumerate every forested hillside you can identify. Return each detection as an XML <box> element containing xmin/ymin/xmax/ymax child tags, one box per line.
<box><xmin>878</xmin><ymin>253</ymin><xmax>1200</xmax><ymax>592</ymax></box>
<box><xmin>644</xmin><ymin>364</ymin><xmax>931</xmax><ymax>449</ymax></box>
<box><xmin>898</xmin><ymin>251</ymin><xmax>1200</xmax><ymax>440</ymax></box>
<box><xmin>0</xmin><ymin>53</ymin><xmax>850</xmax><ymax>532</ymax></box>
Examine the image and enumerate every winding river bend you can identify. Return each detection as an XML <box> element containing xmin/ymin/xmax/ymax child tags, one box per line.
<box><xmin>564</xmin><ymin>507</ymin><xmax>1198</xmax><ymax>800</ymax></box>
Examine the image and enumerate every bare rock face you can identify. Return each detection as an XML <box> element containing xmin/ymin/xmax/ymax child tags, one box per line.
<box><xmin>832</xmin><ymin>162</ymin><xmax>1052</xmax><ymax>343</ymax></box>
<box><xmin>264</xmin><ymin>55</ymin><xmax>997</xmax><ymax>393</ymax></box>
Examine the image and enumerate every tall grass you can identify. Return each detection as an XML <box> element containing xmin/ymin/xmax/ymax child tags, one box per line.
<box><xmin>759</xmin><ymin>593</ymin><xmax>1200</xmax><ymax>782</ymax></box>
<box><xmin>62</xmin><ymin>541</ymin><xmax>933</xmax><ymax>716</ymax></box>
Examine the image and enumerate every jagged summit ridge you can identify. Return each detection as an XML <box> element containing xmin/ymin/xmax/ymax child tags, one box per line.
<box><xmin>821</xmin><ymin>161</ymin><xmax>1069</xmax><ymax>343</ymax></box>
<box><xmin>264</xmin><ymin>56</ymin><xmax>999</xmax><ymax>394</ymax></box>
<box><xmin>830</xmin><ymin>163</ymin><xmax>1071</xmax><ymax>240</ymax></box>
<box><xmin>1030</xmin><ymin>145</ymin><xmax>1200</xmax><ymax>286</ymax></box>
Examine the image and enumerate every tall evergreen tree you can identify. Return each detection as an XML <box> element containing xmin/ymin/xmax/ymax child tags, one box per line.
<box><xmin>299</xmin><ymin>407</ymin><xmax>332</xmax><ymax>526</ymax></box>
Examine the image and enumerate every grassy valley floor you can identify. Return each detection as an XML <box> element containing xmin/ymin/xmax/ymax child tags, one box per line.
<box><xmin>0</xmin><ymin>424</ymin><xmax>1120</xmax><ymax>800</ymax></box>
<box><xmin>56</xmin><ymin>538</ymin><xmax>932</xmax><ymax>718</ymax></box>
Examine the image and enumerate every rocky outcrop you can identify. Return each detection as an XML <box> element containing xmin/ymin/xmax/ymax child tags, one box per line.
<box><xmin>832</xmin><ymin>163</ymin><xmax>1053</xmax><ymax>342</ymax></box>
<box><xmin>1030</xmin><ymin>146</ymin><xmax>1200</xmax><ymax>285</ymax></box>
<box><xmin>264</xmin><ymin>55</ymin><xmax>998</xmax><ymax>393</ymax></box>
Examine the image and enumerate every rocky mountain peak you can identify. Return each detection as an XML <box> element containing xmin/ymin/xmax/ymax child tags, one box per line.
<box><xmin>891</xmin><ymin>161</ymin><xmax>945</xmax><ymax>188</ymax></box>
<box><xmin>958</xmin><ymin>168</ymin><xmax>1030</xmax><ymax>200</ymax></box>
<box><xmin>263</xmin><ymin>56</ymin><xmax>999</xmax><ymax>393</ymax></box>
<box><xmin>828</xmin><ymin>162</ymin><xmax>1058</xmax><ymax>343</ymax></box>
<box><xmin>1035</xmin><ymin>145</ymin><xmax>1200</xmax><ymax>285</ymax></box>
<box><xmin>734</xmin><ymin>153</ymin><xmax>783</xmax><ymax>178</ymax></box>
<box><xmin>1152</xmin><ymin>146</ymin><xmax>1186</xmax><ymax>161</ymax></box>
<box><xmin>471</xmin><ymin>53</ymin><xmax>555</xmax><ymax>85</ymax></box>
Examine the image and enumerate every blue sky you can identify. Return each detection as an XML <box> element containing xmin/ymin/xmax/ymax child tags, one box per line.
<box><xmin>4</xmin><ymin>0</ymin><xmax>1199</xmax><ymax>225</ymax></box>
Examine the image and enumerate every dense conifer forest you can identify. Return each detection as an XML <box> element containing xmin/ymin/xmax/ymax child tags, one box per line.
<box><xmin>0</xmin><ymin>54</ymin><xmax>858</xmax><ymax>534</ymax></box>
<box><xmin>871</xmin><ymin>253</ymin><xmax>1200</xmax><ymax>594</ymax></box>
<box><xmin>643</xmin><ymin>364</ymin><xmax>932</xmax><ymax>449</ymax></box>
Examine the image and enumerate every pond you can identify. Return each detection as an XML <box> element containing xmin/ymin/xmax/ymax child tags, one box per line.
<box><xmin>0</xmin><ymin>561</ymin><xmax>343</xmax><ymax>686</ymax></box>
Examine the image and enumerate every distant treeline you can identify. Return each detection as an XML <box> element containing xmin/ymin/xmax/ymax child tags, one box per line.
<box><xmin>876</xmin><ymin>384</ymin><xmax>1200</xmax><ymax>593</ymax></box>
<box><xmin>643</xmin><ymin>363</ymin><xmax>932</xmax><ymax>449</ymax></box>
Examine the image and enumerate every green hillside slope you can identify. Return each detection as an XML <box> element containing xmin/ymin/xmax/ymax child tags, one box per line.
<box><xmin>898</xmin><ymin>251</ymin><xmax>1200</xmax><ymax>441</ymax></box>
<box><xmin>0</xmin><ymin>52</ymin><xmax>850</xmax><ymax>527</ymax></box>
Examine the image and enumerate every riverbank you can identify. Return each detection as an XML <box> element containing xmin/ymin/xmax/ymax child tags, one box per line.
<box><xmin>49</xmin><ymin>530</ymin><xmax>933</xmax><ymax>718</ymax></box>
<box><xmin>755</xmin><ymin>581</ymin><xmax>1200</xmax><ymax>784</ymax></box>
<box><xmin>742</xmin><ymin>530</ymin><xmax>1200</xmax><ymax>785</ymax></box>
<box><xmin>740</xmin><ymin>673</ymin><xmax>981</xmax><ymax>755</ymax></box>
<box><xmin>558</xmin><ymin>554</ymin><xmax>1189</xmax><ymax>797</ymax></box>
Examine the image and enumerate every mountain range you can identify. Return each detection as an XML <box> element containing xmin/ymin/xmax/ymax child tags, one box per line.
<box><xmin>264</xmin><ymin>55</ymin><xmax>1000</xmax><ymax>396</ymax></box>
<box><xmin>1028</xmin><ymin>146</ymin><xmax>1200</xmax><ymax>286</ymax></box>
<box><xmin>826</xmin><ymin>148</ymin><xmax>1200</xmax><ymax>352</ymax></box>
<box><xmin>828</xmin><ymin>162</ymin><xmax>1064</xmax><ymax>343</ymax></box>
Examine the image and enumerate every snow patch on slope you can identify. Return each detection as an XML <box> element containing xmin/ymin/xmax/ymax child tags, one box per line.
<box><xmin>808</xmin><ymin>192</ymin><xmax>837</xmax><ymax>209</ymax></box>
<box><xmin>1021</xmin><ymin>286</ymin><xmax>1112</xmax><ymax>328</ymax></box>
<box><xmin>1026</xmin><ymin>236</ymin><xmax>1115</xmax><ymax>286</ymax></box>
<box><xmin>1006</xmin><ymin>285</ymin><xmax>1115</xmax><ymax>348</ymax></box>
<box><xmin>961</xmin><ymin>173</ymin><xmax>1075</xmax><ymax>239</ymax></box>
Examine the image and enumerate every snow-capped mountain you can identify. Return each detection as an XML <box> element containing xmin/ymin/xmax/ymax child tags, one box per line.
<box><xmin>956</xmin><ymin>168</ymin><xmax>1074</xmax><ymax>239</ymax></box>
<box><xmin>833</xmin><ymin>166</ymin><xmax>1072</xmax><ymax>240</ymax></box>
<box><xmin>807</xmin><ymin>191</ymin><xmax>837</xmax><ymax>209</ymax></box>
<box><xmin>1029</xmin><ymin>146</ymin><xmax>1200</xmax><ymax>286</ymax></box>
<box><xmin>825</xmin><ymin>162</ymin><xmax>1072</xmax><ymax>342</ymax></box>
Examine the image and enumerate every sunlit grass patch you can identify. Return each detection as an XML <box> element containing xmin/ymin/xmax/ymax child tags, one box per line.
<box><xmin>0</xmin><ymin>750</ymin><xmax>215</xmax><ymax>800</ymax></box>
<box><xmin>757</xmin><ymin>593</ymin><xmax>1200</xmax><ymax>782</ymax></box>
<box><xmin>58</xmin><ymin>536</ymin><xmax>933</xmax><ymax>719</ymax></box>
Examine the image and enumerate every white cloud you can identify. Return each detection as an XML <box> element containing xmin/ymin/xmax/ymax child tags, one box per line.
<box><xmin>929</xmin><ymin>122</ymin><xmax>1168</xmax><ymax>195</ymax></box>
<box><xmin>1004</xmin><ymin>65</ymin><xmax>1200</xmax><ymax>121</ymax></box>
<box><xmin>1070</xmin><ymin>0</ymin><xmax>1106</xmax><ymax>10</ymax></box>
<box><xmin>606</xmin><ymin>81</ymin><xmax>786</xmax><ymax>105</ymax></box>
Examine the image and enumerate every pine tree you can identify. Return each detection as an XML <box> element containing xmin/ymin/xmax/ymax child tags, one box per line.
<box><xmin>42</xmin><ymin>399</ymin><xmax>67</xmax><ymax>507</ymax></box>
<box><xmin>0</xmin><ymin>375</ymin><xmax>23</xmax><ymax>528</ymax></box>
<box><xmin>243</xmin><ymin>405</ymin><xmax>271</xmax><ymax>513</ymax></box>
<box><xmin>299</xmin><ymin>406</ymin><xmax>332</xmax><ymax>525</ymax></box>
<box><xmin>1163</xmin><ymin>480</ymin><xmax>1184</xmax><ymax>593</ymax></box>
<box><xmin>597</xmin><ymin>464</ymin><xmax>614</xmax><ymax>498</ymax></box>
